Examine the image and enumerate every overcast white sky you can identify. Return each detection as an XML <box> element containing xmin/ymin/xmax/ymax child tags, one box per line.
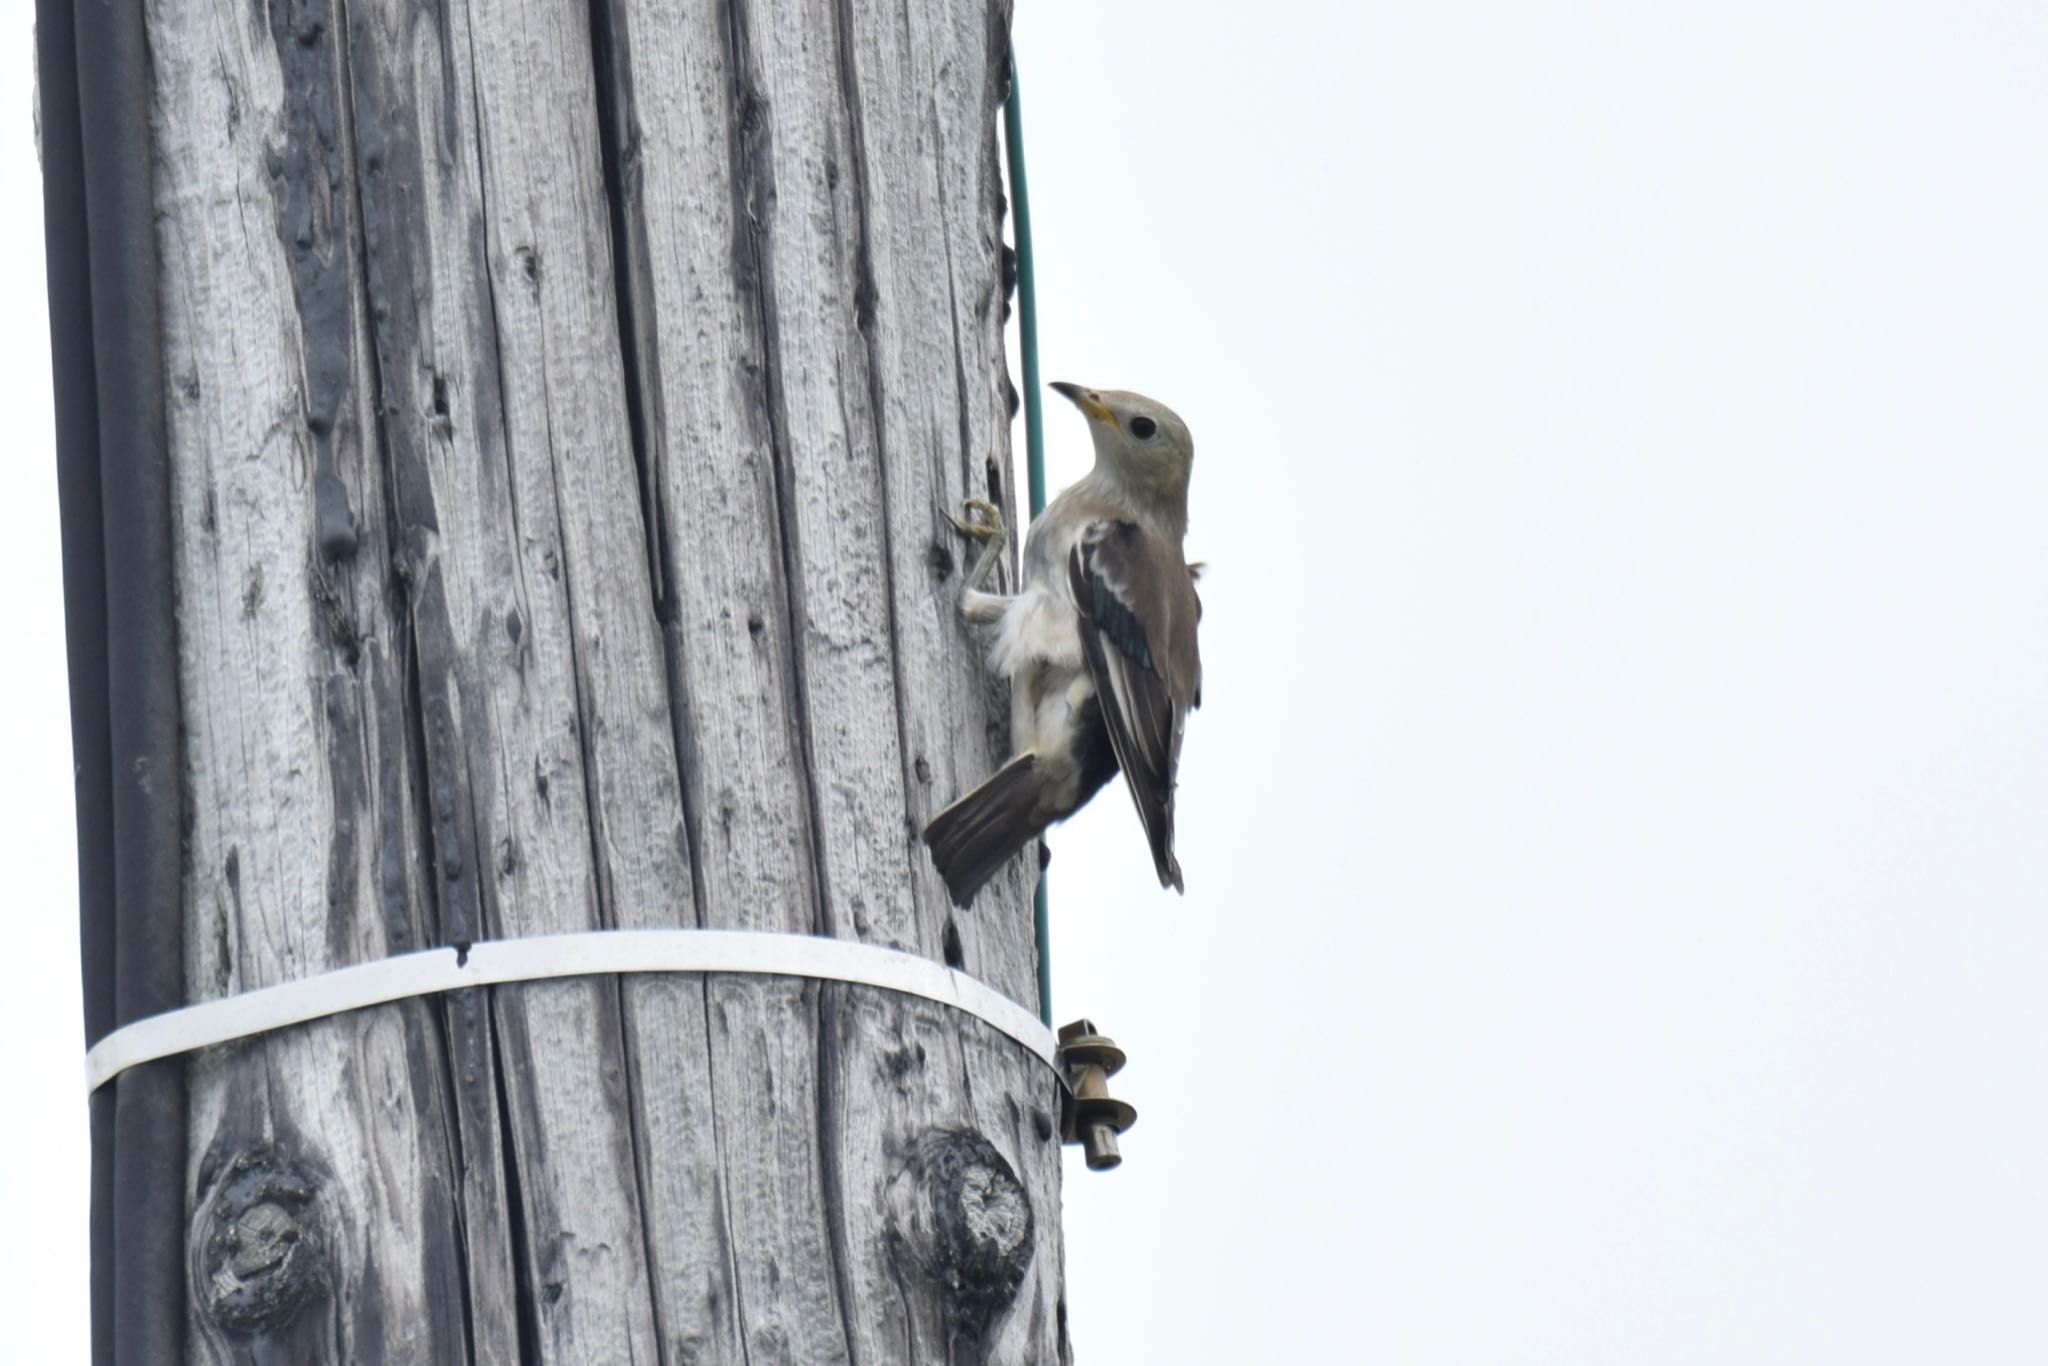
<box><xmin>6</xmin><ymin>2</ymin><xmax>2048</xmax><ymax>1361</ymax></box>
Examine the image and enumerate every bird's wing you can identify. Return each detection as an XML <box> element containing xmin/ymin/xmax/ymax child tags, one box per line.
<box><xmin>1067</xmin><ymin>520</ymin><xmax>1203</xmax><ymax>890</ymax></box>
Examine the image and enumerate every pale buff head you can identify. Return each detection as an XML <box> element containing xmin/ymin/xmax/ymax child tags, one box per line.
<box><xmin>1050</xmin><ymin>381</ymin><xmax>1194</xmax><ymax>530</ymax></box>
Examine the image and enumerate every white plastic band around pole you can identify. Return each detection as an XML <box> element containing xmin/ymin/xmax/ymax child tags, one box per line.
<box><xmin>85</xmin><ymin>928</ymin><xmax>1056</xmax><ymax>1094</ymax></box>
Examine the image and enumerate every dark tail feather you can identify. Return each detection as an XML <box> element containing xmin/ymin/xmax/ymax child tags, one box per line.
<box><xmin>923</xmin><ymin>755</ymin><xmax>1047</xmax><ymax>908</ymax></box>
<box><xmin>1156</xmin><ymin>838</ymin><xmax>1184</xmax><ymax>894</ymax></box>
<box><xmin>1149</xmin><ymin>792</ymin><xmax>1184</xmax><ymax>893</ymax></box>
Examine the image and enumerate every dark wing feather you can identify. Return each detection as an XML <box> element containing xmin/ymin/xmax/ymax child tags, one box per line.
<box><xmin>1067</xmin><ymin>521</ymin><xmax>1203</xmax><ymax>891</ymax></box>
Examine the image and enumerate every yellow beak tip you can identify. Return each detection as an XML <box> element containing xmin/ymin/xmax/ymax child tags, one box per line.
<box><xmin>1051</xmin><ymin>382</ymin><xmax>1116</xmax><ymax>429</ymax></box>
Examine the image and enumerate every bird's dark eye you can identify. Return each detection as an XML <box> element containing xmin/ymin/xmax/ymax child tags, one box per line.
<box><xmin>1128</xmin><ymin>416</ymin><xmax>1158</xmax><ymax>440</ymax></box>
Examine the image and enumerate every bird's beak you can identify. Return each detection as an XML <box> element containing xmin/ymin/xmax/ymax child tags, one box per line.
<box><xmin>1050</xmin><ymin>380</ymin><xmax>1118</xmax><ymax>431</ymax></box>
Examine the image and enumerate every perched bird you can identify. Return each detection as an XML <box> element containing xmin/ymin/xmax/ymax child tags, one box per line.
<box><xmin>924</xmin><ymin>382</ymin><xmax>1203</xmax><ymax>907</ymax></box>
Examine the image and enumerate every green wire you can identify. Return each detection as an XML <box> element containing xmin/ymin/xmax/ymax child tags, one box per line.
<box><xmin>1003</xmin><ymin>56</ymin><xmax>1053</xmax><ymax>1028</ymax></box>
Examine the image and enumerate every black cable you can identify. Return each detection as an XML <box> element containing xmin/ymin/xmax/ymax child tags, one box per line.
<box><xmin>34</xmin><ymin>3</ymin><xmax>117</xmax><ymax>1359</ymax></box>
<box><xmin>46</xmin><ymin>0</ymin><xmax>191</xmax><ymax>1358</ymax></box>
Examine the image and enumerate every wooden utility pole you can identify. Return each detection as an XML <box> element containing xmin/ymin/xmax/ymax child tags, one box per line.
<box><xmin>46</xmin><ymin>0</ymin><xmax>1065</xmax><ymax>1360</ymax></box>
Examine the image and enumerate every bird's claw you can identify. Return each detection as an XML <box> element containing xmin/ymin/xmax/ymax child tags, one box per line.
<box><xmin>948</xmin><ymin>498</ymin><xmax>1005</xmax><ymax>543</ymax></box>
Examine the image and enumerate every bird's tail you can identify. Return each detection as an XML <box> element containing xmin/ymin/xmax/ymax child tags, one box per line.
<box><xmin>923</xmin><ymin>755</ymin><xmax>1048</xmax><ymax>908</ymax></box>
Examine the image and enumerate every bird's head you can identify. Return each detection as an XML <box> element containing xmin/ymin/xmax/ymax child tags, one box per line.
<box><xmin>1050</xmin><ymin>382</ymin><xmax>1194</xmax><ymax>522</ymax></box>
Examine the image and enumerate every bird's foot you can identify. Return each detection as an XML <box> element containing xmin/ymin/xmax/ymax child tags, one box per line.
<box><xmin>950</xmin><ymin>498</ymin><xmax>1010</xmax><ymax>612</ymax></box>
<box><xmin>948</xmin><ymin>498</ymin><xmax>1005</xmax><ymax>545</ymax></box>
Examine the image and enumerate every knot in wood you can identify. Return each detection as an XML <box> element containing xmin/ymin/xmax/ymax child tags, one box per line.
<box><xmin>885</xmin><ymin>1129</ymin><xmax>1033</xmax><ymax>1343</ymax></box>
<box><xmin>196</xmin><ymin>1147</ymin><xmax>326</xmax><ymax>1335</ymax></box>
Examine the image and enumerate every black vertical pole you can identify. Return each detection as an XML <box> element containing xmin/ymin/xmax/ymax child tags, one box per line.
<box><xmin>35</xmin><ymin>2</ymin><xmax>117</xmax><ymax>1359</ymax></box>
<box><xmin>41</xmin><ymin>0</ymin><xmax>190</xmax><ymax>1359</ymax></box>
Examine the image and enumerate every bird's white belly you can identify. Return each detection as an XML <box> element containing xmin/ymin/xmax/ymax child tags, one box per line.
<box><xmin>992</xmin><ymin>587</ymin><xmax>1093</xmax><ymax>761</ymax></box>
<box><xmin>990</xmin><ymin>585</ymin><xmax>1083</xmax><ymax>677</ymax></box>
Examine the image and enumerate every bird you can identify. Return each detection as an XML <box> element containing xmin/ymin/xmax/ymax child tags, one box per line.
<box><xmin>923</xmin><ymin>382</ymin><xmax>1203</xmax><ymax>908</ymax></box>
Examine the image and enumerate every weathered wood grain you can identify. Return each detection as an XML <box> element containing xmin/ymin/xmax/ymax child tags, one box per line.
<box><xmin>149</xmin><ymin>0</ymin><xmax>469</xmax><ymax>1357</ymax></box>
<box><xmin>823</xmin><ymin>5</ymin><xmax>1066</xmax><ymax>1341</ymax></box>
<box><xmin>589</xmin><ymin>2</ymin><xmax>842</xmax><ymax>1354</ymax></box>
<box><xmin>370</xmin><ymin>0</ymin><xmax>682</xmax><ymax>1357</ymax></box>
<box><xmin>148</xmin><ymin>0</ymin><xmax>1061</xmax><ymax>1358</ymax></box>
<box><xmin>605</xmin><ymin>0</ymin><xmax>1062</xmax><ymax>1356</ymax></box>
<box><xmin>837</xmin><ymin>0</ymin><xmax>1042</xmax><ymax>995</ymax></box>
